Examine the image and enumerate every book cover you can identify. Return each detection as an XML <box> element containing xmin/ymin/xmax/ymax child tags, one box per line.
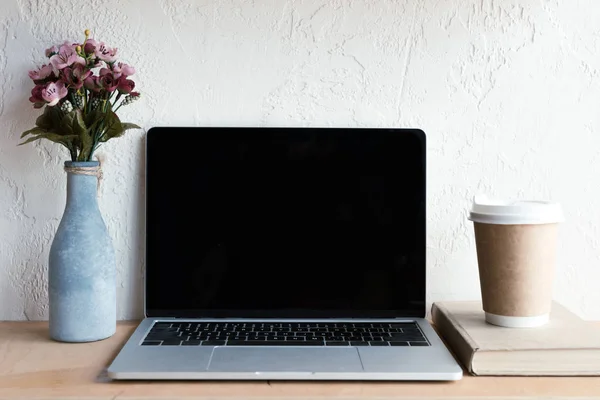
<box><xmin>432</xmin><ymin>301</ymin><xmax>600</xmax><ymax>376</ymax></box>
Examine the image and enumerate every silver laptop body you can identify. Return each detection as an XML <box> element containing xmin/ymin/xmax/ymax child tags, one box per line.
<box><xmin>107</xmin><ymin>127</ymin><xmax>462</xmax><ymax>381</ymax></box>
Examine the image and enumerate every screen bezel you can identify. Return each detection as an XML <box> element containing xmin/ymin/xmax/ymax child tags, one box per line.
<box><xmin>144</xmin><ymin>127</ymin><xmax>426</xmax><ymax>319</ymax></box>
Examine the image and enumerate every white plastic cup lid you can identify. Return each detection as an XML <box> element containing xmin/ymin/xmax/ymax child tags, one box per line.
<box><xmin>468</xmin><ymin>194</ymin><xmax>564</xmax><ymax>225</ymax></box>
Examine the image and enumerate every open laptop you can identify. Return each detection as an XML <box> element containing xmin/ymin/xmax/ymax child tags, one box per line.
<box><xmin>107</xmin><ymin>127</ymin><xmax>462</xmax><ymax>380</ymax></box>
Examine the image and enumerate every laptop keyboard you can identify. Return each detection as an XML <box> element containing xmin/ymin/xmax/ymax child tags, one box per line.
<box><xmin>141</xmin><ymin>322</ymin><xmax>430</xmax><ymax>347</ymax></box>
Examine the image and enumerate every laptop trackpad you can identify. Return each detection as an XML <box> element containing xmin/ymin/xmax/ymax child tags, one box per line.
<box><xmin>208</xmin><ymin>347</ymin><xmax>363</xmax><ymax>373</ymax></box>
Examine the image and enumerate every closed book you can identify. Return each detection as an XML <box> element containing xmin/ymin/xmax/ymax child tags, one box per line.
<box><xmin>431</xmin><ymin>301</ymin><xmax>600</xmax><ymax>376</ymax></box>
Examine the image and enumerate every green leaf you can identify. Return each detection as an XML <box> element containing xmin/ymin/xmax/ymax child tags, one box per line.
<box><xmin>22</xmin><ymin>106</ymin><xmax>85</xmax><ymax>158</ymax></box>
<box><xmin>20</xmin><ymin>127</ymin><xmax>48</xmax><ymax>139</ymax></box>
<box><xmin>84</xmin><ymin>109</ymin><xmax>102</xmax><ymax>128</ymax></box>
<box><xmin>121</xmin><ymin>122</ymin><xmax>141</xmax><ymax>131</ymax></box>
<box><xmin>35</xmin><ymin>106</ymin><xmax>63</xmax><ymax>132</ymax></box>
<box><xmin>73</xmin><ymin>110</ymin><xmax>88</xmax><ymax>136</ymax></box>
<box><xmin>18</xmin><ymin>133</ymin><xmax>79</xmax><ymax>147</ymax></box>
<box><xmin>77</xmin><ymin>131</ymin><xmax>94</xmax><ymax>162</ymax></box>
<box><xmin>58</xmin><ymin>110</ymin><xmax>87</xmax><ymax>133</ymax></box>
<box><xmin>99</xmin><ymin>112</ymin><xmax>125</xmax><ymax>142</ymax></box>
<box><xmin>69</xmin><ymin>110</ymin><xmax>92</xmax><ymax>161</ymax></box>
<box><xmin>59</xmin><ymin>111</ymin><xmax>76</xmax><ymax>135</ymax></box>
<box><xmin>35</xmin><ymin>107</ymin><xmax>54</xmax><ymax>130</ymax></box>
<box><xmin>85</xmin><ymin>111</ymin><xmax>104</xmax><ymax>136</ymax></box>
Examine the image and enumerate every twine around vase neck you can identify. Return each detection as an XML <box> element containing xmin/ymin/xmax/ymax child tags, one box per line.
<box><xmin>63</xmin><ymin>155</ymin><xmax>104</xmax><ymax>196</ymax></box>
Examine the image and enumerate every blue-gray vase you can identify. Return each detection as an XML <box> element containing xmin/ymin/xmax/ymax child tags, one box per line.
<box><xmin>48</xmin><ymin>161</ymin><xmax>116</xmax><ymax>342</ymax></box>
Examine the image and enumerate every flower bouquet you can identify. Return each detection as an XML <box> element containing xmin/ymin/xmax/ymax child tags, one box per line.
<box><xmin>20</xmin><ymin>29</ymin><xmax>140</xmax><ymax>161</ymax></box>
<box><xmin>19</xmin><ymin>30</ymin><xmax>141</xmax><ymax>343</ymax></box>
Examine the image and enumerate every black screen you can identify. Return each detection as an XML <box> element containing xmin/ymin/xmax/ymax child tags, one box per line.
<box><xmin>145</xmin><ymin>127</ymin><xmax>426</xmax><ymax>318</ymax></box>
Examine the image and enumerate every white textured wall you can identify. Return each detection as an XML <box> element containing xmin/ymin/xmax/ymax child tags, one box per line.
<box><xmin>1</xmin><ymin>0</ymin><xmax>599</xmax><ymax>321</ymax></box>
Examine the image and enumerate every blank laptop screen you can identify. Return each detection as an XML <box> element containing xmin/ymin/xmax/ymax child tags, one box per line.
<box><xmin>145</xmin><ymin>127</ymin><xmax>426</xmax><ymax>318</ymax></box>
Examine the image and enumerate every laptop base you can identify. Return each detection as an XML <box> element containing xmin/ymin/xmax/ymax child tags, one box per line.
<box><xmin>108</xmin><ymin>318</ymin><xmax>462</xmax><ymax>381</ymax></box>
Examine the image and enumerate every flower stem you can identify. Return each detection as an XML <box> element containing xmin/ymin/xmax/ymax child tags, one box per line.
<box><xmin>112</xmin><ymin>92</ymin><xmax>122</xmax><ymax>108</ymax></box>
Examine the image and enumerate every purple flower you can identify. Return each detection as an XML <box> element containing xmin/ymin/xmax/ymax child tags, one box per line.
<box><xmin>50</xmin><ymin>44</ymin><xmax>85</xmax><ymax>72</ymax></box>
<box><xmin>111</xmin><ymin>62</ymin><xmax>135</xmax><ymax>78</ymax></box>
<box><xmin>28</xmin><ymin>64</ymin><xmax>54</xmax><ymax>82</ymax></box>
<box><xmin>62</xmin><ymin>64</ymin><xmax>92</xmax><ymax>90</ymax></box>
<box><xmin>29</xmin><ymin>85</ymin><xmax>46</xmax><ymax>108</ymax></box>
<box><xmin>45</xmin><ymin>45</ymin><xmax>59</xmax><ymax>58</ymax></box>
<box><xmin>117</xmin><ymin>76</ymin><xmax>135</xmax><ymax>94</ymax></box>
<box><xmin>41</xmin><ymin>81</ymin><xmax>68</xmax><ymax>106</ymax></box>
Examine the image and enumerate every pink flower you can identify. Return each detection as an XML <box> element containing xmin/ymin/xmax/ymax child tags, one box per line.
<box><xmin>45</xmin><ymin>45</ymin><xmax>59</xmax><ymax>58</ymax></box>
<box><xmin>111</xmin><ymin>62</ymin><xmax>135</xmax><ymax>78</ymax></box>
<box><xmin>50</xmin><ymin>44</ymin><xmax>85</xmax><ymax>72</ymax></box>
<box><xmin>62</xmin><ymin>64</ymin><xmax>92</xmax><ymax>90</ymax></box>
<box><xmin>96</xmin><ymin>43</ymin><xmax>117</xmax><ymax>63</ymax></box>
<box><xmin>28</xmin><ymin>64</ymin><xmax>54</xmax><ymax>82</ymax></box>
<box><xmin>84</xmin><ymin>76</ymin><xmax>101</xmax><ymax>92</ymax></box>
<box><xmin>85</xmin><ymin>38</ymin><xmax>117</xmax><ymax>62</ymax></box>
<box><xmin>29</xmin><ymin>85</ymin><xmax>46</xmax><ymax>108</ymax></box>
<box><xmin>83</xmin><ymin>38</ymin><xmax>98</xmax><ymax>55</ymax></box>
<box><xmin>99</xmin><ymin>69</ymin><xmax>119</xmax><ymax>92</ymax></box>
<box><xmin>41</xmin><ymin>81</ymin><xmax>68</xmax><ymax>106</ymax></box>
<box><xmin>117</xmin><ymin>76</ymin><xmax>135</xmax><ymax>94</ymax></box>
<box><xmin>61</xmin><ymin>40</ymin><xmax>79</xmax><ymax>49</ymax></box>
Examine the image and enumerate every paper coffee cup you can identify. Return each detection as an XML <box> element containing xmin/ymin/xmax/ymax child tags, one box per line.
<box><xmin>468</xmin><ymin>195</ymin><xmax>564</xmax><ymax>328</ymax></box>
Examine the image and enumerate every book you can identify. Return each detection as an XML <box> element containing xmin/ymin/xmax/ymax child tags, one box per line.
<box><xmin>431</xmin><ymin>301</ymin><xmax>600</xmax><ymax>376</ymax></box>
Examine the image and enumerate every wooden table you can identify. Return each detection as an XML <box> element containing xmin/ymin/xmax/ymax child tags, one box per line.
<box><xmin>1</xmin><ymin>321</ymin><xmax>599</xmax><ymax>399</ymax></box>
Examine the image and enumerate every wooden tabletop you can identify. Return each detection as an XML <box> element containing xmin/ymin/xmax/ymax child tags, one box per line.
<box><xmin>1</xmin><ymin>321</ymin><xmax>599</xmax><ymax>399</ymax></box>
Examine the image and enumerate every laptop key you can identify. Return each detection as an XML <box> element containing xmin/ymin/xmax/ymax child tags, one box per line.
<box><xmin>409</xmin><ymin>342</ymin><xmax>429</xmax><ymax>346</ymax></box>
<box><xmin>246</xmin><ymin>337</ymin><xmax>266</xmax><ymax>341</ymax></box>
<box><xmin>141</xmin><ymin>341</ymin><xmax>161</xmax><ymax>346</ymax></box>
<box><xmin>325</xmin><ymin>341</ymin><xmax>349</xmax><ymax>346</ymax></box>
<box><xmin>161</xmin><ymin>340</ymin><xmax>182</xmax><ymax>346</ymax></box>
<box><xmin>145</xmin><ymin>335</ymin><xmax>174</xmax><ymax>341</ymax></box>
<box><xmin>182</xmin><ymin>340</ymin><xmax>202</xmax><ymax>346</ymax></box>
<box><xmin>368</xmin><ymin>341</ymin><xmax>389</xmax><ymax>346</ymax></box>
<box><xmin>371</xmin><ymin>323</ymin><xmax>389</xmax><ymax>328</ymax></box>
<box><xmin>389</xmin><ymin>341</ymin><xmax>409</xmax><ymax>346</ymax></box>
<box><xmin>350</xmin><ymin>341</ymin><xmax>369</xmax><ymax>346</ymax></box>
<box><xmin>226</xmin><ymin>340</ymin><xmax>322</xmax><ymax>346</ymax></box>
<box><xmin>201</xmin><ymin>340</ymin><xmax>226</xmax><ymax>346</ymax></box>
<box><xmin>391</xmin><ymin>335</ymin><xmax>424</xmax><ymax>341</ymax></box>
<box><xmin>390</xmin><ymin>323</ymin><xmax>417</xmax><ymax>328</ymax></box>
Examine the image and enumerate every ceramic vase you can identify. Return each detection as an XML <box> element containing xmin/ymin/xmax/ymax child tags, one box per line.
<box><xmin>48</xmin><ymin>161</ymin><xmax>116</xmax><ymax>342</ymax></box>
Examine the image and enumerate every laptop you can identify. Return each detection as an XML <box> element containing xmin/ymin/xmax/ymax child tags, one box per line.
<box><xmin>107</xmin><ymin>127</ymin><xmax>463</xmax><ymax>381</ymax></box>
